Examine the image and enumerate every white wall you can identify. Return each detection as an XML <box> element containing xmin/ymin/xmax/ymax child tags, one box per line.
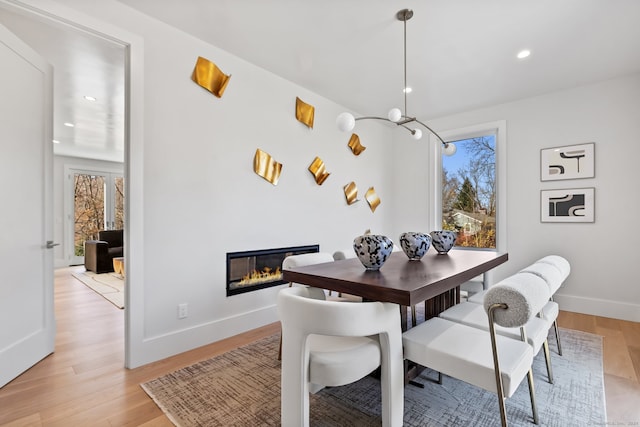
<box><xmin>394</xmin><ymin>73</ymin><xmax>640</xmax><ymax>322</ymax></box>
<box><xmin>23</xmin><ymin>0</ymin><xmax>640</xmax><ymax>370</ymax></box>
<box><xmin>26</xmin><ymin>0</ymin><xmax>396</xmax><ymax>366</ymax></box>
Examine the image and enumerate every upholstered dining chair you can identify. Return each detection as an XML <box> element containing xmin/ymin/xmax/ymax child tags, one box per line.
<box><xmin>519</xmin><ymin>255</ymin><xmax>570</xmax><ymax>355</ymax></box>
<box><xmin>439</xmin><ymin>272</ymin><xmax>555</xmax><ymax>383</ymax></box>
<box><xmin>403</xmin><ymin>275</ymin><xmax>550</xmax><ymax>426</ymax></box>
<box><xmin>278</xmin><ymin>286</ymin><xmax>404</xmax><ymax>427</ymax></box>
<box><xmin>468</xmin><ymin>256</ymin><xmax>569</xmax><ymax>356</ymax></box>
<box><xmin>278</xmin><ymin>252</ymin><xmax>349</xmax><ymax>360</ymax></box>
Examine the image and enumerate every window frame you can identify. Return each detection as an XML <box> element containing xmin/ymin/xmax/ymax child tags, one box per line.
<box><xmin>428</xmin><ymin>120</ymin><xmax>507</xmax><ymax>285</ymax></box>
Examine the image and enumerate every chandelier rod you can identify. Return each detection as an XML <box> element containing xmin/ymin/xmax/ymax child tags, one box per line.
<box><xmin>335</xmin><ymin>8</ymin><xmax>456</xmax><ymax>155</ymax></box>
<box><xmin>402</xmin><ymin>8</ymin><xmax>408</xmax><ymax>119</ymax></box>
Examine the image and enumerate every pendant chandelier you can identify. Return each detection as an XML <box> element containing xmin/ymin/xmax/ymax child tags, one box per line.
<box><xmin>336</xmin><ymin>8</ymin><xmax>457</xmax><ymax>156</ymax></box>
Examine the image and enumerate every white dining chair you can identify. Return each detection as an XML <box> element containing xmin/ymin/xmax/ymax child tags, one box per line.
<box><xmin>278</xmin><ymin>252</ymin><xmax>347</xmax><ymax>360</ymax></box>
<box><xmin>468</xmin><ymin>256</ymin><xmax>569</xmax><ymax>356</ymax></box>
<box><xmin>519</xmin><ymin>255</ymin><xmax>570</xmax><ymax>355</ymax></box>
<box><xmin>403</xmin><ymin>276</ymin><xmax>550</xmax><ymax>426</ymax></box>
<box><xmin>439</xmin><ymin>272</ymin><xmax>555</xmax><ymax>383</ymax></box>
<box><xmin>278</xmin><ymin>286</ymin><xmax>404</xmax><ymax>427</ymax></box>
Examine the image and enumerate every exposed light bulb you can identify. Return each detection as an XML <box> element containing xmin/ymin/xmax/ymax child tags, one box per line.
<box><xmin>517</xmin><ymin>49</ymin><xmax>531</xmax><ymax>59</ymax></box>
<box><xmin>443</xmin><ymin>142</ymin><xmax>457</xmax><ymax>156</ymax></box>
<box><xmin>336</xmin><ymin>112</ymin><xmax>355</xmax><ymax>132</ymax></box>
<box><xmin>412</xmin><ymin>129</ymin><xmax>422</xmax><ymax>140</ymax></box>
<box><xmin>388</xmin><ymin>108</ymin><xmax>402</xmax><ymax>122</ymax></box>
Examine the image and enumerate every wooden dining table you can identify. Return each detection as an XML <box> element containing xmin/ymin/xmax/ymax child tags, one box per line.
<box><xmin>282</xmin><ymin>249</ymin><xmax>509</xmax><ymax>329</ymax></box>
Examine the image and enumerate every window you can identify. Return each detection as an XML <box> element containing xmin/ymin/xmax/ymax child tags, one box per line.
<box><xmin>442</xmin><ymin>135</ymin><xmax>496</xmax><ymax>249</ymax></box>
<box><xmin>429</xmin><ymin>120</ymin><xmax>506</xmax><ymax>254</ymax></box>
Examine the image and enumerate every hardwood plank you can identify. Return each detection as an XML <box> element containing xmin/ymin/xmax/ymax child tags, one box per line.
<box><xmin>0</xmin><ymin>267</ymin><xmax>637</xmax><ymax>426</ymax></box>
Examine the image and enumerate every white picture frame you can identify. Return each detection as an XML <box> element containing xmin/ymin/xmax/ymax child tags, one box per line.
<box><xmin>541</xmin><ymin>188</ymin><xmax>595</xmax><ymax>223</ymax></box>
<box><xmin>541</xmin><ymin>143</ymin><xmax>595</xmax><ymax>181</ymax></box>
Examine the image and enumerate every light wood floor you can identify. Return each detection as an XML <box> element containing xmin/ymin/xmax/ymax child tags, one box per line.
<box><xmin>0</xmin><ymin>267</ymin><xmax>638</xmax><ymax>426</ymax></box>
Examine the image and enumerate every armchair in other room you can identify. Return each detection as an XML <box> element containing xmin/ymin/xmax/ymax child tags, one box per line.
<box><xmin>84</xmin><ymin>229</ymin><xmax>124</xmax><ymax>273</ymax></box>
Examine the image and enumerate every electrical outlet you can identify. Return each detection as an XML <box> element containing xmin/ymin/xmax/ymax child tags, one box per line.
<box><xmin>178</xmin><ymin>303</ymin><xmax>188</xmax><ymax>319</ymax></box>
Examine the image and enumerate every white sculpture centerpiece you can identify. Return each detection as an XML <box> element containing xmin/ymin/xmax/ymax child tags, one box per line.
<box><xmin>353</xmin><ymin>234</ymin><xmax>394</xmax><ymax>270</ymax></box>
<box><xmin>399</xmin><ymin>232</ymin><xmax>432</xmax><ymax>260</ymax></box>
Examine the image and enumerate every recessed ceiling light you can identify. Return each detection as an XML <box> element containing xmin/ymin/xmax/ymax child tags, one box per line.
<box><xmin>517</xmin><ymin>50</ymin><xmax>531</xmax><ymax>59</ymax></box>
<box><xmin>52</xmin><ymin>139</ymin><xmax>60</xmax><ymax>144</ymax></box>
<box><xmin>64</xmin><ymin>122</ymin><xmax>75</xmax><ymax>127</ymax></box>
<box><xmin>403</xmin><ymin>87</ymin><xmax>413</xmax><ymax>94</ymax></box>
<box><xmin>84</xmin><ymin>95</ymin><xmax>97</xmax><ymax>102</ymax></box>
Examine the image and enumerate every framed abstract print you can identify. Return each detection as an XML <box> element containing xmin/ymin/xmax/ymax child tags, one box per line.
<box><xmin>541</xmin><ymin>188</ymin><xmax>595</xmax><ymax>223</ymax></box>
<box><xmin>541</xmin><ymin>143</ymin><xmax>595</xmax><ymax>181</ymax></box>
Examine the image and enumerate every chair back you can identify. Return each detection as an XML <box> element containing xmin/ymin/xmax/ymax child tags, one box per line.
<box><xmin>98</xmin><ymin>229</ymin><xmax>123</xmax><ymax>247</ymax></box>
<box><xmin>282</xmin><ymin>252</ymin><xmax>334</xmax><ymax>269</ymax></box>
<box><xmin>278</xmin><ymin>286</ymin><xmax>400</xmax><ymax>338</ymax></box>
<box><xmin>483</xmin><ymin>272</ymin><xmax>550</xmax><ymax>328</ymax></box>
<box><xmin>520</xmin><ymin>262</ymin><xmax>564</xmax><ymax>294</ymax></box>
<box><xmin>536</xmin><ymin>255</ymin><xmax>570</xmax><ymax>279</ymax></box>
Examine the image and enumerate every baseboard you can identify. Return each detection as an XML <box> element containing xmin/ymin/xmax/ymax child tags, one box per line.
<box><xmin>128</xmin><ymin>305</ymin><xmax>278</xmax><ymax>368</ymax></box>
<box><xmin>554</xmin><ymin>293</ymin><xmax>640</xmax><ymax>322</ymax></box>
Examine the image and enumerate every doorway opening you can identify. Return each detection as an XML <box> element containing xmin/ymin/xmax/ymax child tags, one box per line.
<box><xmin>66</xmin><ymin>167</ymin><xmax>125</xmax><ymax>266</ymax></box>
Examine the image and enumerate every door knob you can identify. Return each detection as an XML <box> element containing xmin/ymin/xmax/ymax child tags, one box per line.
<box><xmin>46</xmin><ymin>241</ymin><xmax>60</xmax><ymax>249</ymax></box>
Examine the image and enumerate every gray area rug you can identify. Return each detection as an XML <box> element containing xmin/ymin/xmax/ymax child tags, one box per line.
<box><xmin>141</xmin><ymin>328</ymin><xmax>605</xmax><ymax>426</ymax></box>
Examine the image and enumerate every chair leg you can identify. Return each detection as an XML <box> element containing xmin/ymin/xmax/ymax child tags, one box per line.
<box><xmin>553</xmin><ymin>320</ymin><xmax>563</xmax><ymax>356</ymax></box>
<box><xmin>526</xmin><ymin>367</ymin><xmax>540</xmax><ymax>425</ymax></box>
<box><xmin>542</xmin><ymin>339</ymin><xmax>553</xmax><ymax>384</ymax></box>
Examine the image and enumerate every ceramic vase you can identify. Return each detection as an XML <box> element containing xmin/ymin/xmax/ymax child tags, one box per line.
<box><xmin>353</xmin><ymin>234</ymin><xmax>394</xmax><ymax>270</ymax></box>
<box><xmin>399</xmin><ymin>232</ymin><xmax>431</xmax><ymax>260</ymax></box>
<box><xmin>429</xmin><ymin>230</ymin><xmax>457</xmax><ymax>254</ymax></box>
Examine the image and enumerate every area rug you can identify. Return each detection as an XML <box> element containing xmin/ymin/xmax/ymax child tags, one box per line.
<box><xmin>141</xmin><ymin>328</ymin><xmax>605</xmax><ymax>426</ymax></box>
<box><xmin>71</xmin><ymin>270</ymin><xmax>124</xmax><ymax>309</ymax></box>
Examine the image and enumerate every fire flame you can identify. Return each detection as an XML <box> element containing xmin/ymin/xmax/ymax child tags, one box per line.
<box><xmin>237</xmin><ymin>266</ymin><xmax>283</xmax><ymax>286</ymax></box>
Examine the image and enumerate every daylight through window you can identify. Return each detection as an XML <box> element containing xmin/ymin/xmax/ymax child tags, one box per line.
<box><xmin>442</xmin><ymin>135</ymin><xmax>496</xmax><ymax>249</ymax></box>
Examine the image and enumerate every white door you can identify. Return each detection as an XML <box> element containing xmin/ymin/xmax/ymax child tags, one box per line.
<box><xmin>0</xmin><ymin>23</ymin><xmax>55</xmax><ymax>387</ymax></box>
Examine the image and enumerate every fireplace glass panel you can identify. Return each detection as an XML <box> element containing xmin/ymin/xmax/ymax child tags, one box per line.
<box><xmin>226</xmin><ymin>245</ymin><xmax>319</xmax><ymax>296</ymax></box>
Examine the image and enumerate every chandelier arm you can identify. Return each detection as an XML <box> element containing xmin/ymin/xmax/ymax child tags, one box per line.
<box><xmin>414</xmin><ymin>119</ymin><xmax>448</xmax><ymax>146</ymax></box>
<box><xmin>354</xmin><ymin>116</ymin><xmax>393</xmax><ymax>122</ymax></box>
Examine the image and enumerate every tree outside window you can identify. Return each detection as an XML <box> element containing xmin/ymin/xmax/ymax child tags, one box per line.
<box><xmin>442</xmin><ymin>135</ymin><xmax>496</xmax><ymax>249</ymax></box>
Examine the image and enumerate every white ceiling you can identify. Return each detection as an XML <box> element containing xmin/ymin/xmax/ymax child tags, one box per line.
<box><xmin>118</xmin><ymin>0</ymin><xmax>640</xmax><ymax>120</ymax></box>
<box><xmin>2</xmin><ymin>0</ymin><xmax>640</xmax><ymax>161</ymax></box>
<box><xmin>0</xmin><ymin>3</ymin><xmax>125</xmax><ymax>162</ymax></box>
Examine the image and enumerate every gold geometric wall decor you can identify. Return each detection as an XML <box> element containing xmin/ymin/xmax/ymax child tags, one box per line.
<box><xmin>343</xmin><ymin>181</ymin><xmax>359</xmax><ymax>205</ymax></box>
<box><xmin>253</xmin><ymin>148</ymin><xmax>282</xmax><ymax>185</ymax></box>
<box><xmin>295</xmin><ymin>97</ymin><xmax>315</xmax><ymax>128</ymax></box>
<box><xmin>308</xmin><ymin>156</ymin><xmax>330</xmax><ymax>185</ymax></box>
<box><xmin>347</xmin><ymin>134</ymin><xmax>366</xmax><ymax>156</ymax></box>
<box><xmin>191</xmin><ymin>56</ymin><xmax>231</xmax><ymax>98</ymax></box>
<box><xmin>365</xmin><ymin>187</ymin><xmax>381</xmax><ymax>212</ymax></box>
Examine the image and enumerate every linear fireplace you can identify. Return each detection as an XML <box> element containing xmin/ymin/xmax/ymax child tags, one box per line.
<box><xmin>226</xmin><ymin>244</ymin><xmax>319</xmax><ymax>296</ymax></box>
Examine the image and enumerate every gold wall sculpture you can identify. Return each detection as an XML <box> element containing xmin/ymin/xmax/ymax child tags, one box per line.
<box><xmin>191</xmin><ymin>56</ymin><xmax>231</xmax><ymax>98</ymax></box>
<box><xmin>253</xmin><ymin>149</ymin><xmax>282</xmax><ymax>185</ymax></box>
<box><xmin>365</xmin><ymin>187</ymin><xmax>381</xmax><ymax>212</ymax></box>
<box><xmin>348</xmin><ymin>134</ymin><xmax>366</xmax><ymax>156</ymax></box>
<box><xmin>343</xmin><ymin>182</ymin><xmax>359</xmax><ymax>205</ymax></box>
<box><xmin>295</xmin><ymin>97</ymin><xmax>315</xmax><ymax>128</ymax></box>
<box><xmin>308</xmin><ymin>157</ymin><xmax>330</xmax><ymax>185</ymax></box>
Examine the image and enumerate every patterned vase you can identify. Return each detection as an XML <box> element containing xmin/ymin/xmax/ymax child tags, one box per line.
<box><xmin>353</xmin><ymin>234</ymin><xmax>394</xmax><ymax>270</ymax></box>
<box><xmin>399</xmin><ymin>232</ymin><xmax>432</xmax><ymax>260</ymax></box>
<box><xmin>429</xmin><ymin>230</ymin><xmax>457</xmax><ymax>254</ymax></box>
